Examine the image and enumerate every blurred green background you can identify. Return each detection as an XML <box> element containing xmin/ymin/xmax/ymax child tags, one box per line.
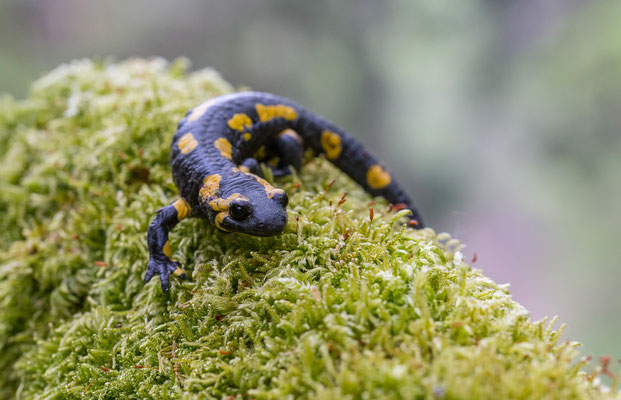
<box><xmin>1</xmin><ymin>0</ymin><xmax>619</xmax><ymax>360</ymax></box>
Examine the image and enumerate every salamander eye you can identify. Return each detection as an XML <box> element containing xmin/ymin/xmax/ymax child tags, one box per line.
<box><xmin>229</xmin><ymin>201</ymin><xmax>251</xmax><ymax>221</ymax></box>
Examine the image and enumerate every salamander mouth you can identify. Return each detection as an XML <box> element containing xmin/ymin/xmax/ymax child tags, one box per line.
<box><xmin>218</xmin><ymin>212</ymin><xmax>288</xmax><ymax>236</ymax></box>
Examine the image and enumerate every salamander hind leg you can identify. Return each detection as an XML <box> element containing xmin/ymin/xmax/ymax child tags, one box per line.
<box><xmin>145</xmin><ymin>198</ymin><xmax>191</xmax><ymax>292</ymax></box>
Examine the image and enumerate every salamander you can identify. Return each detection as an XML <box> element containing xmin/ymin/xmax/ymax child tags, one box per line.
<box><xmin>145</xmin><ymin>91</ymin><xmax>425</xmax><ymax>292</ymax></box>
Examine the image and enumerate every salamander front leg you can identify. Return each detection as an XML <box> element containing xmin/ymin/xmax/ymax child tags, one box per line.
<box><xmin>269</xmin><ymin>129</ymin><xmax>304</xmax><ymax>178</ymax></box>
<box><xmin>239</xmin><ymin>157</ymin><xmax>262</xmax><ymax>176</ymax></box>
<box><xmin>145</xmin><ymin>198</ymin><xmax>191</xmax><ymax>292</ymax></box>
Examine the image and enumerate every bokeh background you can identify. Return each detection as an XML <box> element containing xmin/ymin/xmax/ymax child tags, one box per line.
<box><xmin>1</xmin><ymin>0</ymin><xmax>619</xmax><ymax>360</ymax></box>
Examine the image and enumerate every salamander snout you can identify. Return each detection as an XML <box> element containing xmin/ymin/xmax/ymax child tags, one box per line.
<box><xmin>240</xmin><ymin>200</ymin><xmax>288</xmax><ymax>236</ymax></box>
<box><xmin>254</xmin><ymin>207</ymin><xmax>288</xmax><ymax>236</ymax></box>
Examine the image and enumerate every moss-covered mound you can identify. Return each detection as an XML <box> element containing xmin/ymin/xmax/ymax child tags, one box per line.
<box><xmin>0</xmin><ymin>59</ymin><xmax>617</xmax><ymax>399</ymax></box>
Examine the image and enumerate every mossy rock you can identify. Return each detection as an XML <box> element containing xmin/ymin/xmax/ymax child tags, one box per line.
<box><xmin>0</xmin><ymin>59</ymin><xmax>617</xmax><ymax>399</ymax></box>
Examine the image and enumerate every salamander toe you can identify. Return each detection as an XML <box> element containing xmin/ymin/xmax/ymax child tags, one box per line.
<box><xmin>145</xmin><ymin>257</ymin><xmax>186</xmax><ymax>293</ymax></box>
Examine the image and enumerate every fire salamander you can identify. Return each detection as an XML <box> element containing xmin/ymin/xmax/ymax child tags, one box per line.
<box><xmin>145</xmin><ymin>91</ymin><xmax>424</xmax><ymax>292</ymax></box>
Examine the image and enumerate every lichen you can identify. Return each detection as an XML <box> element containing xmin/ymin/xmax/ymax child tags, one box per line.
<box><xmin>0</xmin><ymin>58</ymin><xmax>617</xmax><ymax>399</ymax></box>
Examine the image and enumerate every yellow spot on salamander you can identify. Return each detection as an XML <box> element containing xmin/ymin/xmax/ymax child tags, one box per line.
<box><xmin>215</xmin><ymin>211</ymin><xmax>230</xmax><ymax>232</ymax></box>
<box><xmin>209</xmin><ymin>198</ymin><xmax>230</xmax><ymax>212</ymax></box>
<box><xmin>214</xmin><ymin>137</ymin><xmax>233</xmax><ymax>160</ymax></box>
<box><xmin>187</xmin><ymin>100</ymin><xmax>214</xmax><ymax>122</ymax></box>
<box><xmin>173</xmin><ymin>268</ymin><xmax>185</xmax><ymax>277</ymax></box>
<box><xmin>208</xmin><ymin>193</ymin><xmax>248</xmax><ymax>212</ymax></box>
<box><xmin>235</xmin><ymin>167</ymin><xmax>285</xmax><ymax>199</ymax></box>
<box><xmin>239</xmin><ymin>165</ymin><xmax>250</xmax><ymax>173</ymax></box>
<box><xmin>254</xmin><ymin>145</ymin><xmax>267</xmax><ymax>160</ymax></box>
<box><xmin>366</xmin><ymin>164</ymin><xmax>392</xmax><ymax>190</ymax></box>
<box><xmin>228</xmin><ymin>113</ymin><xmax>253</xmax><ymax>131</ymax></box>
<box><xmin>320</xmin><ymin>130</ymin><xmax>342</xmax><ymax>160</ymax></box>
<box><xmin>279</xmin><ymin>129</ymin><xmax>302</xmax><ymax>143</ymax></box>
<box><xmin>163</xmin><ymin>240</ymin><xmax>172</xmax><ymax>258</ymax></box>
<box><xmin>199</xmin><ymin>174</ymin><xmax>222</xmax><ymax>201</ymax></box>
<box><xmin>178</xmin><ymin>132</ymin><xmax>198</xmax><ymax>154</ymax></box>
<box><xmin>255</xmin><ymin>176</ymin><xmax>273</xmax><ymax>190</ymax></box>
<box><xmin>255</xmin><ymin>103</ymin><xmax>298</xmax><ymax>122</ymax></box>
<box><xmin>255</xmin><ymin>175</ymin><xmax>285</xmax><ymax>199</ymax></box>
<box><xmin>243</xmin><ymin>132</ymin><xmax>252</xmax><ymax>141</ymax></box>
<box><xmin>173</xmin><ymin>198</ymin><xmax>191</xmax><ymax>220</ymax></box>
<box><xmin>267</xmin><ymin>188</ymin><xmax>286</xmax><ymax>199</ymax></box>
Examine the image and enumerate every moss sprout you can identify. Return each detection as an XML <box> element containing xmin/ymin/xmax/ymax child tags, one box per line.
<box><xmin>0</xmin><ymin>58</ymin><xmax>618</xmax><ymax>399</ymax></box>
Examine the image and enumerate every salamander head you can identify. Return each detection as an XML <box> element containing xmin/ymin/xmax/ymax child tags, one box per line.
<box><xmin>208</xmin><ymin>172</ymin><xmax>289</xmax><ymax>236</ymax></box>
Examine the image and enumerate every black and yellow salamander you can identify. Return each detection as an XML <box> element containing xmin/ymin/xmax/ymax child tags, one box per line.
<box><xmin>145</xmin><ymin>91</ymin><xmax>424</xmax><ymax>292</ymax></box>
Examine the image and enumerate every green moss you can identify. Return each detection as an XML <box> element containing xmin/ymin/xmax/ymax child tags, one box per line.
<box><xmin>0</xmin><ymin>58</ymin><xmax>618</xmax><ymax>399</ymax></box>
